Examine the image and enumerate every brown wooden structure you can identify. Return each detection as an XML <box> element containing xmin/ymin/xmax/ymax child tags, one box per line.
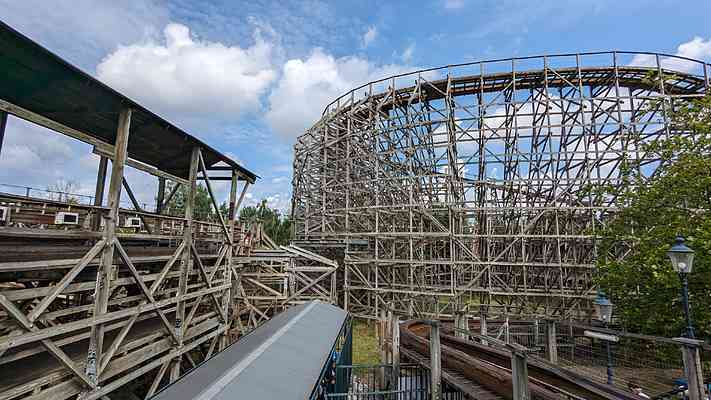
<box><xmin>292</xmin><ymin>51</ymin><xmax>710</xmax><ymax>320</ymax></box>
<box><xmin>0</xmin><ymin>21</ymin><xmax>337</xmax><ymax>400</ymax></box>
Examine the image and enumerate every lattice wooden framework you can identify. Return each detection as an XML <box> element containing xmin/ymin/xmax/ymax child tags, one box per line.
<box><xmin>0</xmin><ymin>110</ymin><xmax>256</xmax><ymax>400</ymax></box>
<box><xmin>292</xmin><ymin>51</ymin><xmax>710</xmax><ymax>320</ymax></box>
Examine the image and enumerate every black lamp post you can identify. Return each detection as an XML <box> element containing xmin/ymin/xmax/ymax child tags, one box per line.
<box><xmin>667</xmin><ymin>235</ymin><xmax>696</xmax><ymax>339</ymax></box>
<box><xmin>593</xmin><ymin>291</ymin><xmax>614</xmax><ymax>385</ymax></box>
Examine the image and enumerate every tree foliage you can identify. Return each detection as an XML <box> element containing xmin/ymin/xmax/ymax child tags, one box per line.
<box><xmin>239</xmin><ymin>200</ymin><xmax>292</xmax><ymax>246</ymax></box>
<box><xmin>163</xmin><ymin>182</ymin><xmax>215</xmax><ymax>220</ymax></box>
<box><xmin>595</xmin><ymin>94</ymin><xmax>711</xmax><ymax>339</ymax></box>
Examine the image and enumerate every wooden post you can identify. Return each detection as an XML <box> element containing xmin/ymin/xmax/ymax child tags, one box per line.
<box><xmin>224</xmin><ymin>169</ymin><xmax>239</xmax><ymax>348</ymax></box>
<box><xmin>545</xmin><ymin>320</ymin><xmax>558</xmax><ymax>364</ymax></box>
<box><xmin>172</xmin><ymin>146</ymin><xmax>200</xmax><ymax>381</ymax></box>
<box><xmin>390</xmin><ymin>313</ymin><xmax>400</xmax><ymax>391</ymax></box>
<box><xmin>480</xmin><ymin>307</ymin><xmax>488</xmax><ymax>346</ymax></box>
<box><xmin>509</xmin><ymin>343</ymin><xmax>530</xmax><ymax>400</ymax></box>
<box><xmin>87</xmin><ymin>108</ymin><xmax>131</xmax><ymax>385</ymax></box>
<box><xmin>378</xmin><ymin>308</ymin><xmax>387</xmax><ymax>389</ymax></box>
<box><xmin>0</xmin><ymin>110</ymin><xmax>7</xmax><ymax>158</ymax></box>
<box><xmin>429</xmin><ymin>321</ymin><xmax>442</xmax><ymax>400</ymax></box>
<box><xmin>92</xmin><ymin>156</ymin><xmax>108</xmax><ymax>231</ymax></box>
<box><xmin>674</xmin><ymin>338</ymin><xmax>706</xmax><ymax>400</ymax></box>
<box><xmin>455</xmin><ymin>311</ymin><xmax>468</xmax><ymax>339</ymax></box>
<box><xmin>156</xmin><ymin>177</ymin><xmax>166</xmax><ymax>214</ymax></box>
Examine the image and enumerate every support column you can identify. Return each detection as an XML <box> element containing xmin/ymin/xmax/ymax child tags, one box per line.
<box><xmin>390</xmin><ymin>313</ymin><xmax>400</xmax><ymax>391</ymax></box>
<box><xmin>674</xmin><ymin>338</ymin><xmax>706</xmax><ymax>400</ymax></box>
<box><xmin>429</xmin><ymin>321</ymin><xmax>442</xmax><ymax>400</ymax></box>
<box><xmin>86</xmin><ymin>109</ymin><xmax>131</xmax><ymax>385</ymax></box>
<box><xmin>509</xmin><ymin>343</ymin><xmax>530</xmax><ymax>400</ymax></box>
<box><xmin>0</xmin><ymin>111</ymin><xmax>7</xmax><ymax>158</ymax></box>
<box><xmin>156</xmin><ymin>177</ymin><xmax>166</xmax><ymax>214</ymax></box>
<box><xmin>378</xmin><ymin>308</ymin><xmax>387</xmax><ymax>389</ymax></box>
<box><xmin>92</xmin><ymin>156</ymin><xmax>108</xmax><ymax>231</ymax></box>
<box><xmin>172</xmin><ymin>146</ymin><xmax>200</xmax><ymax>381</ymax></box>
<box><xmin>455</xmin><ymin>311</ymin><xmax>468</xmax><ymax>339</ymax></box>
<box><xmin>224</xmin><ymin>169</ymin><xmax>239</xmax><ymax>348</ymax></box>
<box><xmin>480</xmin><ymin>307</ymin><xmax>488</xmax><ymax>346</ymax></box>
<box><xmin>545</xmin><ymin>320</ymin><xmax>558</xmax><ymax>364</ymax></box>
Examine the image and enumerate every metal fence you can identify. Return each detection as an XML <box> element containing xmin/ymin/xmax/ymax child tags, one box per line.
<box><xmin>458</xmin><ymin>318</ymin><xmax>710</xmax><ymax>398</ymax></box>
<box><xmin>323</xmin><ymin>363</ymin><xmax>464</xmax><ymax>400</ymax></box>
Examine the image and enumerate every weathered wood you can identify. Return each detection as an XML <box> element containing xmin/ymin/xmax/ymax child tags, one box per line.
<box><xmin>197</xmin><ymin>149</ymin><xmax>232</xmax><ymax>244</ymax></box>
<box><xmin>545</xmin><ymin>320</ymin><xmax>558</xmax><ymax>364</ymax></box>
<box><xmin>429</xmin><ymin>321</ymin><xmax>442</xmax><ymax>400</ymax></box>
<box><xmin>121</xmin><ymin>177</ymin><xmax>153</xmax><ymax>234</ymax></box>
<box><xmin>145</xmin><ymin>361</ymin><xmax>170</xmax><ymax>399</ymax></box>
<box><xmin>27</xmin><ymin>239</ymin><xmax>106</xmax><ymax>322</ymax></box>
<box><xmin>173</xmin><ymin>146</ymin><xmax>199</xmax><ymax>380</ymax></box>
<box><xmin>155</xmin><ymin>177</ymin><xmax>166</xmax><ymax>214</ymax></box>
<box><xmin>92</xmin><ymin>156</ymin><xmax>108</xmax><ymax>230</ymax></box>
<box><xmin>87</xmin><ymin>108</ymin><xmax>131</xmax><ymax>385</ymax></box>
<box><xmin>0</xmin><ymin>110</ymin><xmax>7</xmax><ymax>157</ymax></box>
<box><xmin>675</xmin><ymin>338</ymin><xmax>705</xmax><ymax>400</ymax></box>
<box><xmin>0</xmin><ymin>294</ymin><xmax>95</xmax><ymax>388</ymax></box>
<box><xmin>509</xmin><ymin>343</ymin><xmax>530</xmax><ymax>400</ymax></box>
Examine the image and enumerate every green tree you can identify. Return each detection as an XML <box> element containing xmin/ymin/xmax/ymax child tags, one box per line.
<box><xmin>239</xmin><ymin>200</ymin><xmax>292</xmax><ymax>246</ymax></box>
<box><xmin>163</xmin><ymin>182</ymin><xmax>214</xmax><ymax>220</ymax></box>
<box><xmin>595</xmin><ymin>94</ymin><xmax>711</xmax><ymax>339</ymax></box>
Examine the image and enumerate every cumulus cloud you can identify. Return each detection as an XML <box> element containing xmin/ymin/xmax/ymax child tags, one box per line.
<box><xmin>361</xmin><ymin>26</ymin><xmax>378</xmax><ymax>48</ymax></box>
<box><xmin>96</xmin><ymin>23</ymin><xmax>277</xmax><ymax>120</ymax></box>
<box><xmin>629</xmin><ymin>37</ymin><xmax>711</xmax><ymax>73</ymax></box>
<box><xmin>264</xmin><ymin>48</ymin><xmax>418</xmax><ymax>137</ymax></box>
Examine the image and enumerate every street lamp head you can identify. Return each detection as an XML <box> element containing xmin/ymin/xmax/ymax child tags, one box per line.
<box><xmin>667</xmin><ymin>235</ymin><xmax>695</xmax><ymax>274</ymax></box>
<box><xmin>593</xmin><ymin>291</ymin><xmax>613</xmax><ymax>323</ymax></box>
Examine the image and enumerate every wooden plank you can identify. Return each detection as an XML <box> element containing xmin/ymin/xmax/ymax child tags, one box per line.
<box><xmin>88</xmin><ymin>108</ymin><xmax>131</xmax><ymax>385</ymax></box>
<box><xmin>0</xmin><ymin>294</ymin><xmax>94</xmax><ymax>388</ymax></box>
<box><xmin>27</xmin><ymin>239</ymin><xmax>106</xmax><ymax>322</ymax></box>
<box><xmin>197</xmin><ymin>149</ymin><xmax>232</xmax><ymax>244</ymax></box>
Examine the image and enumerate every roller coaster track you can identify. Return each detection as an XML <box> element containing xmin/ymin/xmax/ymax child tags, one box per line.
<box><xmin>400</xmin><ymin>320</ymin><xmax>638</xmax><ymax>400</ymax></box>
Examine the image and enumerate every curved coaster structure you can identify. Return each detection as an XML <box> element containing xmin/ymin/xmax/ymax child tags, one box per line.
<box><xmin>292</xmin><ymin>51</ymin><xmax>710</xmax><ymax>319</ymax></box>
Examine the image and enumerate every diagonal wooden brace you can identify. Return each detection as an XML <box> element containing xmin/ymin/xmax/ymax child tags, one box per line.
<box><xmin>0</xmin><ymin>294</ymin><xmax>96</xmax><ymax>388</ymax></box>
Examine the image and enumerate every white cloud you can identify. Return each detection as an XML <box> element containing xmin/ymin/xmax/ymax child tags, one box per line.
<box><xmin>96</xmin><ymin>23</ymin><xmax>277</xmax><ymax>121</ymax></box>
<box><xmin>401</xmin><ymin>43</ymin><xmax>415</xmax><ymax>63</ymax></box>
<box><xmin>264</xmin><ymin>48</ymin><xmax>417</xmax><ymax>137</ymax></box>
<box><xmin>361</xmin><ymin>26</ymin><xmax>378</xmax><ymax>48</ymax></box>
<box><xmin>629</xmin><ymin>37</ymin><xmax>711</xmax><ymax>73</ymax></box>
<box><xmin>444</xmin><ymin>0</ymin><xmax>466</xmax><ymax>10</ymax></box>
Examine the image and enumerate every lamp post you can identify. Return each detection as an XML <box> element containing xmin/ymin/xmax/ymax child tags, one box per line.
<box><xmin>667</xmin><ymin>235</ymin><xmax>696</xmax><ymax>339</ymax></box>
<box><xmin>593</xmin><ymin>291</ymin><xmax>614</xmax><ymax>385</ymax></box>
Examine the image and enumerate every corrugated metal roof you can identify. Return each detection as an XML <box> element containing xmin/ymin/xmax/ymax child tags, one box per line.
<box><xmin>0</xmin><ymin>21</ymin><xmax>257</xmax><ymax>182</ymax></box>
<box><xmin>152</xmin><ymin>301</ymin><xmax>348</xmax><ymax>400</ymax></box>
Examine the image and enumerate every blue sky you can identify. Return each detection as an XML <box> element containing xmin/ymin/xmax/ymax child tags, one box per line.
<box><xmin>1</xmin><ymin>0</ymin><xmax>711</xmax><ymax>212</ymax></box>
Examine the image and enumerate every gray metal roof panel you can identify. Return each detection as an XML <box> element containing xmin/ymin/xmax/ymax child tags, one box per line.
<box><xmin>152</xmin><ymin>301</ymin><xmax>347</xmax><ymax>400</ymax></box>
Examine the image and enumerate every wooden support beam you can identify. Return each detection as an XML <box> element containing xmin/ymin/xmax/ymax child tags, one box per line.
<box><xmin>87</xmin><ymin>108</ymin><xmax>131</xmax><ymax>386</ymax></box>
<box><xmin>390</xmin><ymin>313</ymin><xmax>400</xmax><ymax>391</ymax></box>
<box><xmin>197</xmin><ymin>149</ymin><xmax>232</xmax><ymax>244</ymax></box>
<box><xmin>145</xmin><ymin>361</ymin><xmax>170</xmax><ymax>399</ymax></box>
<box><xmin>0</xmin><ymin>294</ymin><xmax>95</xmax><ymax>389</ymax></box>
<box><xmin>0</xmin><ymin>110</ymin><xmax>7</xmax><ymax>158</ymax></box>
<box><xmin>27</xmin><ymin>239</ymin><xmax>106</xmax><ymax>323</ymax></box>
<box><xmin>545</xmin><ymin>320</ymin><xmax>558</xmax><ymax>364</ymax></box>
<box><xmin>121</xmin><ymin>177</ymin><xmax>153</xmax><ymax>234</ymax></box>
<box><xmin>429</xmin><ymin>321</ymin><xmax>442</xmax><ymax>400</ymax></box>
<box><xmin>92</xmin><ymin>156</ymin><xmax>109</xmax><ymax>230</ymax></box>
<box><xmin>156</xmin><ymin>177</ymin><xmax>166</xmax><ymax>214</ymax></box>
<box><xmin>160</xmin><ymin>182</ymin><xmax>181</xmax><ymax>214</ymax></box>
<box><xmin>173</xmin><ymin>146</ymin><xmax>199</xmax><ymax>381</ymax></box>
<box><xmin>674</xmin><ymin>338</ymin><xmax>706</xmax><ymax>400</ymax></box>
<box><xmin>509</xmin><ymin>343</ymin><xmax>530</xmax><ymax>400</ymax></box>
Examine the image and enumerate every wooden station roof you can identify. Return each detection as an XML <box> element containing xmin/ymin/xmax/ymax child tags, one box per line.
<box><xmin>0</xmin><ymin>21</ymin><xmax>258</xmax><ymax>183</ymax></box>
